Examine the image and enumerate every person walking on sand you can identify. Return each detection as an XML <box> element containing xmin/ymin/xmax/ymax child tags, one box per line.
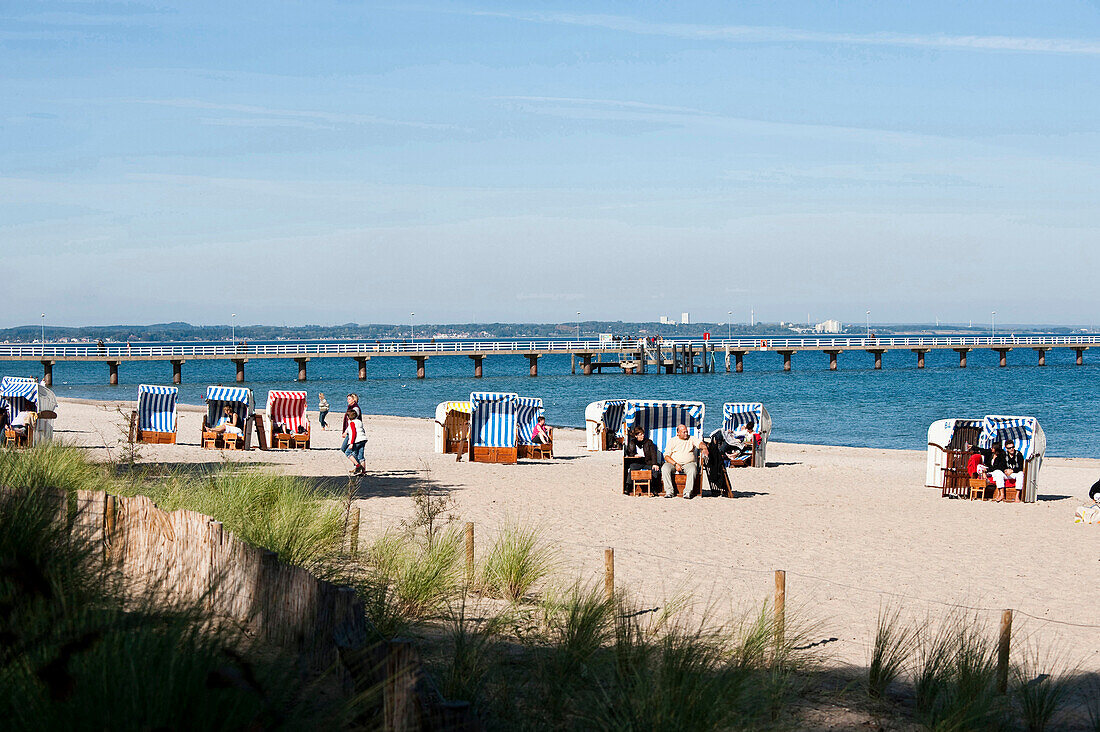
<box><xmin>342</xmin><ymin>407</ymin><xmax>366</xmax><ymax>475</ymax></box>
<box><xmin>341</xmin><ymin>394</ymin><xmax>361</xmax><ymax>453</ymax></box>
<box><xmin>317</xmin><ymin>393</ymin><xmax>329</xmax><ymax>430</ymax></box>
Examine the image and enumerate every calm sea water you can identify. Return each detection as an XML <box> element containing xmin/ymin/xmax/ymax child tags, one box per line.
<box><xmin>3</xmin><ymin>345</ymin><xmax>1097</xmax><ymax>457</ymax></box>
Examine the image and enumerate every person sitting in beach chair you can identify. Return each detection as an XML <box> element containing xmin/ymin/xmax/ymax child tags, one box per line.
<box><xmin>661</xmin><ymin>423</ymin><xmax>708</xmax><ymax>499</ymax></box>
<box><xmin>532</xmin><ymin>416</ymin><xmax>552</xmax><ymax>444</ymax></box>
<box><xmin>625</xmin><ymin>426</ymin><xmax>661</xmax><ymax>480</ymax></box>
<box><xmin>989</xmin><ymin>440</ymin><xmax>1023</xmax><ymax>502</ymax></box>
<box><xmin>208</xmin><ymin>405</ymin><xmax>243</xmax><ymax>440</ymax></box>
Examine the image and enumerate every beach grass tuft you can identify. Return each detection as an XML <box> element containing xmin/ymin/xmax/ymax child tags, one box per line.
<box><xmin>478</xmin><ymin>525</ymin><xmax>554</xmax><ymax>603</ymax></box>
<box><xmin>868</xmin><ymin>605</ymin><xmax>914</xmax><ymax>699</ymax></box>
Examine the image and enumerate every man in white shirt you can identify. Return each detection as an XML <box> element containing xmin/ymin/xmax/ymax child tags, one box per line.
<box><xmin>661</xmin><ymin>423</ymin><xmax>708</xmax><ymax>499</ymax></box>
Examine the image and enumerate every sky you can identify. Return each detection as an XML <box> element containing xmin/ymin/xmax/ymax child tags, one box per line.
<box><xmin>2</xmin><ymin>1</ymin><xmax>1099</xmax><ymax>328</ymax></box>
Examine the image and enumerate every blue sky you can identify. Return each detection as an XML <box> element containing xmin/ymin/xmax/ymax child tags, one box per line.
<box><xmin>3</xmin><ymin>1</ymin><xmax>1099</xmax><ymax>327</ymax></box>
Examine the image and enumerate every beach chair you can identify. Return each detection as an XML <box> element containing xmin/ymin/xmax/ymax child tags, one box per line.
<box><xmin>721</xmin><ymin>403</ymin><xmax>772</xmax><ymax>468</ymax></box>
<box><xmin>585</xmin><ymin>400</ymin><xmax>627</xmax><ymax>451</ymax></box>
<box><xmin>266</xmin><ymin>390</ymin><xmax>310</xmax><ymax>449</ymax></box>
<box><xmin>0</xmin><ymin>376</ymin><xmax>56</xmax><ymax>448</ymax></box>
<box><xmin>201</xmin><ymin>386</ymin><xmax>254</xmax><ymax>450</ymax></box>
<box><xmin>135</xmin><ymin>385</ymin><xmax>178</xmax><ymax>444</ymax></box>
<box><xmin>977</xmin><ymin>415</ymin><xmax>1045</xmax><ymax>503</ymax></box>
<box><xmin>434</xmin><ymin>401</ymin><xmax>471</xmax><ymax>454</ymax></box>
<box><xmin>926</xmin><ymin>419</ymin><xmax>983</xmax><ymax>495</ymax></box>
<box><xmin>620</xmin><ymin>400</ymin><xmax>706</xmax><ymax>496</ymax></box>
<box><xmin>516</xmin><ymin>397</ymin><xmax>552</xmax><ymax>459</ymax></box>
<box><xmin>468</xmin><ymin>392</ymin><xmax>519</xmax><ymax>464</ymax></box>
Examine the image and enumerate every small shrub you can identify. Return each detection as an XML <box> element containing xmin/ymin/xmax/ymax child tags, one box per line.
<box><xmin>1013</xmin><ymin>651</ymin><xmax>1070</xmax><ymax>732</ymax></box>
<box><xmin>478</xmin><ymin>526</ymin><xmax>554</xmax><ymax>603</ymax></box>
<box><xmin>359</xmin><ymin>529</ymin><xmax>464</xmax><ymax>634</ymax></box>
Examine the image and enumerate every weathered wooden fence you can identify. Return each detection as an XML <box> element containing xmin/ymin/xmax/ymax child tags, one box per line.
<box><xmin>28</xmin><ymin>488</ymin><xmax>477</xmax><ymax>731</ymax></box>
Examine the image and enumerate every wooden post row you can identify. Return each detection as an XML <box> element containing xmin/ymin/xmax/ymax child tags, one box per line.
<box><xmin>774</xmin><ymin>569</ymin><xmax>786</xmax><ymax>653</ymax></box>
<box><xmin>997</xmin><ymin>609</ymin><xmax>1013</xmax><ymax>694</ymax></box>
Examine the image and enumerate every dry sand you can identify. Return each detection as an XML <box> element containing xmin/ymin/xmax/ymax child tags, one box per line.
<box><xmin>54</xmin><ymin>397</ymin><xmax>1100</xmax><ymax>671</ymax></box>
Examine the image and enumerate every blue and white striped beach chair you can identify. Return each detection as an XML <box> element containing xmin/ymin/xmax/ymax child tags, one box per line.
<box><xmin>585</xmin><ymin>399</ymin><xmax>628</xmax><ymax>451</ymax></box>
<box><xmin>620</xmin><ymin>400</ymin><xmax>705</xmax><ymax>494</ymax></box>
<box><xmin>925</xmin><ymin>418</ymin><xmax>983</xmax><ymax>492</ymax></box>
<box><xmin>202</xmin><ymin>386</ymin><xmax>255</xmax><ymax>450</ymax></box>
<box><xmin>978</xmin><ymin>415</ymin><xmax>1045</xmax><ymax>502</ymax></box>
<box><xmin>469</xmin><ymin>392</ymin><xmax>519</xmax><ymax>463</ymax></box>
<box><xmin>516</xmin><ymin>396</ymin><xmax>553</xmax><ymax>458</ymax></box>
<box><xmin>1</xmin><ymin>376</ymin><xmax>55</xmax><ymax>447</ymax></box>
<box><xmin>136</xmin><ymin>384</ymin><xmax>179</xmax><ymax>443</ymax></box>
<box><xmin>721</xmin><ymin>402</ymin><xmax>773</xmax><ymax>468</ymax></box>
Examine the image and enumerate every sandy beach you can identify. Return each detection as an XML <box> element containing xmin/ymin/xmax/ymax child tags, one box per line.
<box><xmin>52</xmin><ymin>397</ymin><xmax>1100</xmax><ymax>671</ymax></box>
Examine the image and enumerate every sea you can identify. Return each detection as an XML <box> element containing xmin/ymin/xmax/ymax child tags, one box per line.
<box><xmin>2</xmin><ymin>340</ymin><xmax>1098</xmax><ymax>458</ymax></box>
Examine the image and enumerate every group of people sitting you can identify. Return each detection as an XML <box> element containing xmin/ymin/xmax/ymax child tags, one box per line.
<box><xmin>964</xmin><ymin>439</ymin><xmax>1025</xmax><ymax>501</ymax></box>
<box><xmin>625</xmin><ymin>420</ymin><xmax>757</xmax><ymax>499</ymax></box>
<box><xmin>0</xmin><ymin>405</ymin><xmax>31</xmax><ymax>443</ymax></box>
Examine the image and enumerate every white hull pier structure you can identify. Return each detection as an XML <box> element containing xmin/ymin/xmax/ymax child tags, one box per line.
<box><xmin>2</xmin><ymin>334</ymin><xmax>1098</xmax><ymax>385</ymax></box>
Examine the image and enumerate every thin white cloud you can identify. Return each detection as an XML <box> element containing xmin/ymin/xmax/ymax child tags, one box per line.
<box><xmin>493</xmin><ymin>95</ymin><xmax>706</xmax><ymax>115</ymax></box>
<box><xmin>138</xmin><ymin>98</ymin><xmax>455</xmax><ymax>130</ymax></box>
<box><xmin>197</xmin><ymin>116</ymin><xmax>335</xmax><ymax>130</ymax></box>
<box><xmin>473</xmin><ymin>10</ymin><xmax>1100</xmax><ymax>56</ymax></box>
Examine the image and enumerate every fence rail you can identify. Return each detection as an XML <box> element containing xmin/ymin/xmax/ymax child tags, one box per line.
<box><xmin>2</xmin><ymin>334</ymin><xmax>1099</xmax><ymax>360</ymax></box>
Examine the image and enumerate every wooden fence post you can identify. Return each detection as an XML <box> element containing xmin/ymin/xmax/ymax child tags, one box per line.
<box><xmin>385</xmin><ymin>639</ymin><xmax>422</xmax><ymax>732</ymax></box>
<box><xmin>774</xmin><ymin>570</ymin><xmax>786</xmax><ymax>654</ymax></box>
<box><xmin>349</xmin><ymin>507</ymin><xmax>361</xmax><ymax>555</ymax></box>
<box><xmin>605</xmin><ymin>548</ymin><xmax>615</xmax><ymax>603</ymax></box>
<box><xmin>997</xmin><ymin>609</ymin><xmax>1013</xmax><ymax>694</ymax></box>
<box><xmin>465</xmin><ymin>522</ymin><xmax>474</xmax><ymax>580</ymax></box>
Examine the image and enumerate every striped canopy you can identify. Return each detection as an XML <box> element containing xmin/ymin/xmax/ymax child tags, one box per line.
<box><xmin>443</xmin><ymin>401</ymin><xmax>471</xmax><ymax>414</ymax></box>
<box><xmin>601</xmin><ymin>400</ymin><xmax>628</xmax><ymax>438</ymax></box>
<box><xmin>979</xmin><ymin>415</ymin><xmax>1040</xmax><ymax>460</ymax></box>
<box><xmin>1</xmin><ymin>376</ymin><xmax>40</xmax><ymax>419</ymax></box>
<box><xmin>622</xmin><ymin>400</ymin><xmax>705</xmax><ymax>454</ymax></box>
<box><xmin>723</xmin><ymin>403</ymin><xmax>764</xmax><ymax>430</ymax></box>
<box><xmin>469</xmin><ymin>392</ymin><xmax>518</xmax><ymax>448</ymax></box>
<box><xmin>205</xmin><ymin>385</ymin><xmax>254</xmax><ymax>427</ymax></box>
<box><xmin>137</xmin><ymin>384</ymin><xmax>178</xmax><ymax>433</ymax></box>
<box><xmin>515</xmin><ymin>396</ymin><xmax>544</xmax><ymax>445</ymax></box>
<box><xmin>267</xmin><ymin>390</ymin><xmax>308</xmax><ymax>433</ymax></box>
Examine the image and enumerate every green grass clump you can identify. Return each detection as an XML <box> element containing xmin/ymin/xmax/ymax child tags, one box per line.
<box><xmin>130</xmin><ymin>471</ymin><xmax>346</xmax><ymax>572</ymax></box>
<box><xmin>868</xmin><ymin>606</ymin><xmax>914</xmax><ymax>699</ymax></box>
<box><xmin>0</xmin><ymin>487</ymin><xmax>347</xmax><ymax>731</ymax></box>
<box><xmin>478</xmin><ymin>526</ymin><xmax>554</xmax><ymax>603</ymax></box>
<box><xmin>1012</xmin><ymin>650</ymin><xmax>1070</xmax><ymax>732</ymax></box>
<box><xmin>912</xmin><ymin>614</ymin><xmax>1006</xmax><ymax>731</ymax></box>
<box><xmin>359</xmin><ymin>528</ymin><xmax>464</xmax><ymax>637</ymax></box>
<box><xmin>0</xmin><ymin>443</ymin><xmax>116</xmax><ymax>495</ymax></box>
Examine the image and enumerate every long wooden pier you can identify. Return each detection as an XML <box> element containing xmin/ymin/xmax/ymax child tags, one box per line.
<box><xmin>1</xmin><ymin>335</ymin><xmax>1096</xmax><ymax>386</ymax></box>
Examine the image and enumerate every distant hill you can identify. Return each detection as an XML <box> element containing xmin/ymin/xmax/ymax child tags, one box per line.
<box><xmin>0</xmin><ymin>320</ymin><xmax>1082</xmax><ymax>343</ymax></box>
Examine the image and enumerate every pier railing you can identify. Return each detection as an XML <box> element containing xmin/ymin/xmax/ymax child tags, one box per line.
<box><xmin>2</xmin><ymin>334</ymin><xmax>1100</xmax><ymax>359</ymax></box>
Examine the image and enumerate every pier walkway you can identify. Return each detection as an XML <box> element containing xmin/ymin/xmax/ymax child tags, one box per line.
<box><xmin>1</xmin><ymin>335</ymin><xmax>1096</xmax><ymax>386</ymax></box>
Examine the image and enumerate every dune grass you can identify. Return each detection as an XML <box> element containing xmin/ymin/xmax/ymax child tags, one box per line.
<box><xmin>478</xmin><ymin>525</ymin><xmax>555</xmax><ymax>603</ymax></box>
<box><xmin>0</xmin><ymin>485</ymin><xmax>348</xmax><ymax>731</ymax></box>
<box><xmin>0</xmin><ymin>443</ymin><xmax>116</xmax><ymax>495</ymax></box>
<box><xmin>868</xmin><ymin>606</ymin><xmax>914</xmax><ymax>699</ymax></box>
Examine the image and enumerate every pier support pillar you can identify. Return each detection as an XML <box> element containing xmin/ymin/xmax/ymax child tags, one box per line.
<box><xmin>233</xmin><ymin>359</ymin><xmax>247</xmax><ymax>383</ymax></box>
<box><xmin>913</xmin><ymin>349</ymin><xmax>928</xmax><ymax>369</ymax></box>
<box><xmin>471</xmin><ymin>355</ymin><xmax>483</xmax><ymax>378</ymax></box>
<box><xmin>636</xmin><ymin>349</ymin><xmax>646</xmax><ymax>375</ymax></box>
<box><xmin>108</xmin><ymin>361</ymin><xmax>119</xmax><ymax>386</ymax></box>
<box><xmin>526</xmin><ymin>354</ymin><xmax>539</xmax><ymax>377</ymax></box>
<box><xmin>994</xmin><ymin>349</ymin><xmax>1010</xmax><ymax>368</ymax></box>
<box><xmin>868</xmin><ymin>350</ymin><xmax>884</xmax><ymax>370</ymax></box>
<box><xmin>581</xmin><ymin>354</ymin><xmax>593</xmax><ymax>376</ymax></box>
<box><xmin>826</xmin><ymin>351</ymin><xmax>840</xmax><ymax>371</ymax></box>
<box><xmin>295</xmin><ymin>357</ymin><xmax>309</xmax><ymax>381</ymax></box>
<box><xmin>1034</xmin><ymin>348</ymin><xmax>1048</xmax><ymax>366</ymax></box>
<box><xmin>954</xmin><ymin>349</ymin><xmax>970</xmax><ymax>368</ymax></box>
<box><xmin>734</xmin><ymin>352</ymin><xmax>744</xmax><ymax>373</ymax></box>
<box><xmin>171</xmin><ymin>359</ymin><xmax>184</xmax><ymax>385</ymax></box>
<box><xmin>41</xmin><ymin>360</ymin><xmax>53</xmax><ymax>387</ymax></box>
<box><xmin>779</xmin><ymin>351</ymin><xmax>794</xmax><ymax>372</ymax></box>
<box><xmin>412</xmin><ymin>356</ymin><xmax>426</xmax><ymax>379</ymax></box>
<box><xmin>355</xmin><ymin>357</ymin><xmax>368</xmax><ymax>380</ymax></box>
<box><xmin>1076</xmin><ymin>347</ymin><xmax>1088</xmax><ymax>365</ymax></box>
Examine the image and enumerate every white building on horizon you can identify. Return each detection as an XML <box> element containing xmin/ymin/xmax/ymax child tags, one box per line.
<box><xmin>681</xmin><ymin>312</ymin><xmax>690</xmax><ymax>325</ymax></box>
<box><xmin>814</xmin><ymin>319</ymin><xmax>842</xmax><ymax>334</ymax></box>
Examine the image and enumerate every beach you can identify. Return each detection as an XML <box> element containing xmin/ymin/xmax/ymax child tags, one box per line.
<box><xmin>55</xmin><ymin>397</ymin><xmax>1100</xmax><ymax>671</ymax></box>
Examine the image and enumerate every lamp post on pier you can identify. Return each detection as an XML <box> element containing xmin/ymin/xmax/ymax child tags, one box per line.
<box><xmin>865</xmin><ymin>310</ymin><xmax>870</xmax><ymax>338</ymax></box>
<box><xmin>576</xmin><ymin>312</ymin><xmax>581</xmax><ymax>342</ymax></box>
<box><xmin>991</xmin><ymin>311</ymin><xmax>996</xmax><ymax>341</ymax></box>
<box><xmin>231</xmin><ymin>313</ymin><xmax>236</xmax><ymax>344</ymax></box>
<box><xmin>410</xmin><ymin>313</ymin><xmax>415</xmax><ymax>344</ymax></box>
<box><xmin>727</xmin><ymin>311</ymin><xmax>731</xmax><ymax>340</ymax></box>
<box><xmin>40</xmin><ymin>313</ymin><xmax>45</xmax><ymax>358</ymax></box>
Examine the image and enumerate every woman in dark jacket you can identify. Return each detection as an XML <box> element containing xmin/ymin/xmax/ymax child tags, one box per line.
<box><xmin>625</xmin><ymin>427</ymin><xmax>661</xmax><ymax>474</ymax></box>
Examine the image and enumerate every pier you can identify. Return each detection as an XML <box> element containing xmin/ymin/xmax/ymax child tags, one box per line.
<box><xmin>1</xmin><ymin>335</ymin><xmax>1095</xmax><ymax>386</ymax></box>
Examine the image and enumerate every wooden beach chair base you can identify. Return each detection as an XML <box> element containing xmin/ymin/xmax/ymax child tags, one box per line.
<box><xmin>137</xmin><ymin>431</ymin><xmax>177</xmax><ymax>445</ymax></box>
<box><xmin>471</xmin><ymin>446</ymin><xmax>518</xmax><ymax>464</ymax></box>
